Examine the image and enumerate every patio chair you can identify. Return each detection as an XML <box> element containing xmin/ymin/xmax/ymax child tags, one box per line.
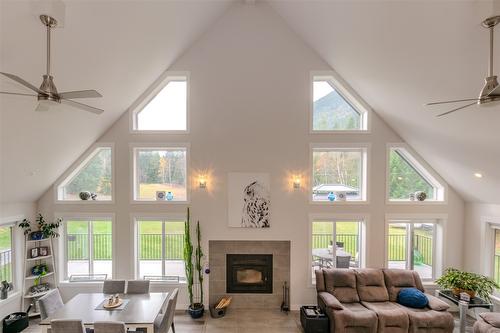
<box><xmin>154</xmin><ymin>288</ymin><xmax>178</xmax><ymax>333</ymax></box>
<box><xmin>50</xmin><ymin>319</ymin><xmax>86</xmax><ymax>333</ymax></box>
<box><xmin>126</xmin><ymin>280</ymin><xmax>150</xmax><ymax>294</ymax></box>
<box><xmin>103</xmin><ymin>280</ymin><xmax>126</xmax><ymax>294</ymax></box>
<box><xmin>335</xmin><ymin>255</ymin><xmax>351</xmax><ymax>268</ymax></box>
<box><xmin>39</xmin><ymin>289</ymin><xmax>64</xmax><ymax>320</ymax></box>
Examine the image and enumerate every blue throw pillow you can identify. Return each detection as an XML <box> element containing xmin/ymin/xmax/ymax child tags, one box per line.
<box><xmin>397</xmin><ymin>288</ymin><xmax>428</xmax><ymax>309</ymax></box>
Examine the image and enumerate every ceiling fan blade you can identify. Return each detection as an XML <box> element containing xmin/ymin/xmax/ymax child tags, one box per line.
<box><xmin>0</xmin><ymin>72</ymin><xmax>43</xmax><ymax>94</ymax></box>
<box><xmin>59</xmin><ymin>90</ymin><xmax>102</xmax><ymax>99</ymax></box>
<box><xmin>0</xmin><ymin>91</ymin><xmax>37</xmax><ymax>97</ymax></box>
<box><xmin>425</xmin><ymin>98</ymin><xmax>480</xmax><ymax>106</ymax></box>
<box><xmin>35</xmin><ymin>103</ymin><xmax>50</xmax><ymax>112</ymax></box>
<box><xmin>60</xmin><ymin>99</ymin><xmax>104</xmax><ymax>114</ymax></box>
<box><xmin>436</xmin><ymin>101</ymin><xmax>477</xmax><ymax>117</ymax></box>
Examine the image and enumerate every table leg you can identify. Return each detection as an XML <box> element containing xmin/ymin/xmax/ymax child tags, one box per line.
<box><xmin>144</xmin><ymin>324</ymin><xmax>154</xmax><ymax>333</ymax></box>
<box><xmin>459</xmin><ymin>301</ymin><xmax>468</xmax><ymax>333</ymax></box>
<box><xmin>41</xmin><ymin>325</ymin><xmax>49</xmax><ymax>333</ymax></box>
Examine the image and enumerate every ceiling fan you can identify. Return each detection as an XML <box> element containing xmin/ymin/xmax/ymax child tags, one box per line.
<box><xmin>0</xmin><ymin>15</ymin><xmax>103</xmax><ymax>114</ymax></box>
<box><xmin>426</xmin><ymin>15</ymin><xmax>500</xmax><ymax>117</ymax></box>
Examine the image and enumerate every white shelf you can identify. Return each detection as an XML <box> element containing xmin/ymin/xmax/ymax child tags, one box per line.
<box><xmin>26</xmin><ymin>238</ymin><xmax>50</xmax><ymax>243</ymax></box>
<box><xmin>25</xmin><ymin>272</ymin><xmax>55</xmax><ymax>280</ymax></box>
<box><xmin>24</xmin><ymin>288</ymin><xmax>55</xmax><ymax>299</ymax></box>
<box><xmin>26</xmin><ymin>255</ymin><xmax>52</xmax><ymax>261</ymax></box>
<box><xmin>28</xmin><ymin>312</ymin><xmax>40</xmax><ymax>318</ymax></box>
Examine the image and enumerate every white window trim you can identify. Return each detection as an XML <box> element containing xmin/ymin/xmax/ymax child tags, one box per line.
<box><xmin>132</xmin><ymin>213</ymin><xmax>187</xmax><ymax>281</ymax></box>
<box><xmin>308</xmin><ymin>213</ymin><xmax>368</xmax><ymax>287</ymax></box>
<box><xmin>386</xmin><ymin>143</ymin><xmax>447</xmax><ymax>205</ymax></box>
<box><xmin>130</xmin><ymin>143</ymin><xmax>190</xmax><ymax>204</ymax></box>
<box><xmin>479</xmin><ymin>216</ymin><xmax>500</xmax><ymax>283</ymax></box>
<box><xmin>384</xmin><ymin>214</ymin><xmax>446</xmax><ymax>281</ymax></box>
<box><xmin>0</xmin><ymin>220</ymin><xmax>18</xmax><ymax>293</ymax></box>
<box><xmin>57</xmin><ymin>213</ymin><xmax>116</xmax><ymax>281</ymax></box>
<box><xmin>129</xmin><ymin>71</ymin><xmax>190</xmax><ymax>134</ymax></box>
<box><xmin>309</xmin><ymin>143</ymin><xmax>370</xmax><ymax>205</ymax></box>
<box><xmin>54</xmin><ymin>143</ymin><xmax>115</xmax><ymax>204</ymax></box>
<box><xmin>310</xmin><ymin>70</ymin><xmax>371</xmax><ymax>133</ymax></box>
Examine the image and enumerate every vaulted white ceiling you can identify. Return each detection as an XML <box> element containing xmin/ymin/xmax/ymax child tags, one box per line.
<box><xmin>1</xmin><ymin>0</ymin><xmax>500</xmax><ymax>204</ymax></box>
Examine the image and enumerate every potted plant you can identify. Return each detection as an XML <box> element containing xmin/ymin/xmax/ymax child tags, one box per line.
<box><xmin>18</xmin><ymin>213</ymin><xmax>61</xmax><ymax>239</ymax></box>
<box><xmin>436</xmin><ymin>268</ymin><xmax>499</xmax><ymax>300</ymax></box>
<box><xmin>184</xmin><ymin>208</ymin><xmax>204</xmax><ymax>318</ymax></box>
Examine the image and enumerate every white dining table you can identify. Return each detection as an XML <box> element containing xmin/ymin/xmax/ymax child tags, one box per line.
<box><xmin>39</xmin><ymin>292</ymin><xmax>169</xmax><ymax>333</ymax></box>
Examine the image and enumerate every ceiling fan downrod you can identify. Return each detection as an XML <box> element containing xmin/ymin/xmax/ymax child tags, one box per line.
<box><xmin>38</xmin><ymin>15</ymin><xmax>59</xmax><ymax>102</ymax></box>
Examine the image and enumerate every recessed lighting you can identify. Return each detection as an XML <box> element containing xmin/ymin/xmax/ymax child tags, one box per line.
<box><xmin>474</xmin><ymin>173</ymin><xmax>483</xmax><ymax>178</ymax></box>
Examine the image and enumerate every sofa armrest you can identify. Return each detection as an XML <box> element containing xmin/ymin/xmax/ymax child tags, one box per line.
<box><xmin>426</xmin><ymin>294</ymin><xmax>450</xmax><ymax>311</ymax></box>
<box><xmin>318</xmin><ymin>292</ymin><xmax>344</xmax><ymax>310</ymax></box>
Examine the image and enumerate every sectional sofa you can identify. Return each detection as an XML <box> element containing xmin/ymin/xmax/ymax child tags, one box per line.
<box><xmin>315</xmin><ymin>268</ymin><xmax>454</xmax><ymax>333</ymax></box>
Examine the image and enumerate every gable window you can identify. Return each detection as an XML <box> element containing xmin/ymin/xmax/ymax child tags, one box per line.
<box><xmin>136</xmin><ymin>219</ymin><xmax>186</xmax><ymax>282</ymax></box>
<box><xmin>388</xmin><ymin>145</ymin><xmax>444</xmax><ymax>202</ymax></box>
<box><xmin>133</xmin><ymin>75</ymin><xmax>188</xmax><ymax>132</ymax></box>
<box><xmin>64</xmin><ymin>218</ymin><xmax>113</xmax><ymax>280</ymax></box>
<box><xmin>386</xmin><ymin>220</ymin><xmax>436</xmax><ymax>280</ymax></box>
<box><xmin>57</xmin><ymin>146</ymin><xmax>113</xmax><ymax>201</ymax></box>
<box><xmin>0</xmin><ymin>225</ymin><xmax>13</xmax><ymax>284</ymax></box>
<box><xmin>311</xmin><ymin>219</ymin><xmax>363</xmax><ymax>282</ymax></box>
<box><xmin>133</xmin><ymin>146</ymin><xmax>188</xmax><ymax>202</ymax></box>
<box><xmin>312</xmin><ymin>74</ymin><xmax>367</xmax><ymax>131</ymax></box>
<box><xmin>311</xmin><ymin>145</ymin><xmax>368</xmax><ymax>202</ymax></box>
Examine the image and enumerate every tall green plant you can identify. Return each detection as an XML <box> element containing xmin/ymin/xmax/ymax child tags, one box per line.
<box><xmin>183</xmin><ymin>208</ymin><xmax>194</xmax><ymax>305</ymax></box>
<box><xmin>195</xmin><ymin>221</ymin><xmax>204</xmax><ymax>305</ymax></box>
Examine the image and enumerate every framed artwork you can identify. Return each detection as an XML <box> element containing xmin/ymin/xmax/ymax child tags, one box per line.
<box><xmin>228</xmin><ymin>172</ymin><xmax>270</xmax><ymax>228</ymax></box>
<box><xmin>30</xmin><ymin>247</ymin><xmax>39</xmax><ymax>258</ymax></box>
<box><xmin>39</xmin><ymin>247</ymin><xmax>48</xmax><ymax>256</ymax></box>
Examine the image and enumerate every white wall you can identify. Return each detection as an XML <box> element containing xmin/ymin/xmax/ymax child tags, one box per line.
<box><xmin>36</xmin><ymin>2</ymin><xmax>465</xmax><ymax>310</ymax></box>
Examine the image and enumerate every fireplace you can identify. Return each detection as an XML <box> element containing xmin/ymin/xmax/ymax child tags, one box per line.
<box><xmin>226</xmin><ymin>254</ymin><xmax>273</xmax><ymax>293</ymax></box>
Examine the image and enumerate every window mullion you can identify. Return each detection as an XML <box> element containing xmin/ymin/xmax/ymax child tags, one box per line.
<box><xmin>332</xmin><ymin>221</ymin><xmax>337</xmax><ymax>268</ymax></box>
<box><xmin>408</xmin><ymin>224</ymin><xmax>414</xmax><ymax>270</ymax></box>
<box><xmin>162</xmin><ymin>221</ymin><xmax>166</xmax><ymax>276</ymax></box>
<box><xmin>89</xmin><ymin>221</ymin><xmax>93</xmax><ymax>275</ymax></box>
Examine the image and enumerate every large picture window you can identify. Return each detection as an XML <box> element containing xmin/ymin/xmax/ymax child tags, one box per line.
<box><xmin>65</xmin><ymin>219</ymin><xmax>113</xmax><ymax>280</ymax></box>
<box><xmin>386</xmin><ymin>221</ymin><xmax>435</xmax><ymax>280</ymax></box>
<box><xmin>133</xmin><ymin>147</ymin><xmax>188</xmax><ymax>202</ymax></box>
<box><xmin>0</xmin><ymin>225</ymin><xmax>13</xmax><ymax>284</ymax></box>
<box><xmin>493</xmin><ymin>228</ymin><xmax>500</xmax><ymax>286</ymax></box>
<box><xmin>136</xmin><ymin>219</ymin><xmax>186</xmax><ymax>281</ymax></box>
<box><xmin>312</xmin><ymin>146</ymin><xmax>367</xmax><ymax>202</ymax></box>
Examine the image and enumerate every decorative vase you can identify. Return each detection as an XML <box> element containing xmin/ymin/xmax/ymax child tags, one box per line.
<box><xmin>166</xmin><ymin>192</ymin><xmax>174</xmax><ymax>201</ymax></box>
<box><xmin>188</xmin><ymin>303</ymin><xmax>205</xmax><ymax>319</ymax></box>
<box><xmin>30</xmin><ymin>231</ymin><xmax>44</xmax><ymax>240</ymax></box>
<box><xmin>79</xmin><ymin>191</ymin><xmax>91</xmax><ymax>200</ymax></box>
<box><xmin>90</xmin><ymin>193</ymin><xmax>97</xmax><ymax>200</ymax></box>
<box><xmin>327</xmin><ymin>192</ymin><xmax>336</xmax><ymax>202</ymax></box>
<box><xmin>452</xmin><ymin>288</ymin><xmax>476</xmax><ymax>299</ymax></box>
<box><xmin>415</xmin><ymin>191</ymin><xmax>427</xmax><ymax>201</ymax></box>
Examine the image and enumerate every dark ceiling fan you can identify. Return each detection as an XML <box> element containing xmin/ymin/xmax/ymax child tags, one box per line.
<box><xmin>425</xmin><ymin>15</ymin><xmax>500</xmax><ymax>117</ymax></box>
<box><xmin>0</xmin><ymin>15</ymin><xmax>103</xmax><ymax>114</ymax></box>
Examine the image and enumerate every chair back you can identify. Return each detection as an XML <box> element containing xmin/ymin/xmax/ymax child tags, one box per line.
<box><xmin>50</xmin><ymin>319</ymin><xmax>86</xmax><ymax>333</ymax></box>
<box><xmin>154</xmin><ymin>288</ymin><xmax>178</xmax><ymax>332</ymax></box>
<box><xmin>39</xmin><ymin>289</ymin><xmax>64</xmax><ymax>320</ymax></box>
<box><xmin>94</xmin><ymin>321</ymin><xmax>127</xmax><ymax>333</ymax></box>
<box><xmin>103</xmin><ymin>280</ymin><xmax>126</xmax><ymax>294</ymax></box>
<box><xmin>126</xmin><ymin>280</ymin><xmax>150</xmax><ymax>294</ymax></box>
<box><xmin>336</xmin><ymin>255</ymin><xmax>351</xmax><ymax>268</ymax></box>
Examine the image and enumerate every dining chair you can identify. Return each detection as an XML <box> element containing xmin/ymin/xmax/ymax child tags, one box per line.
<box><xmin>336</xmin><ymin>255</ymin><xmax>351</xmax><ymax>268</ymax></box>
<box><xmin>154</xmin><ymin>288</ymin><xmax>179</xmax><ymax>333</ymax></box>
<box><xmin>126</xmin><ymin>280</ymin><xmax>150</xmax><ymax>294</ymax></box>
<box><xmin>39</xmin><ymin>288</ymin><xmax>64</xmax><ymax>320</ymax></box>
<box><xmin>94</xmin><ymin>321</ymin><xmax>137</xmax><ymax>333</ymax></box>
<box><xmin>103</xmin><ymin>279</ymin><xmax>126</xmax><ymax>294</ymax></box>
<box><xmin>50</xmin><ymin>319</ymin><xmax>86</xmax><ymax>333</ymax></box>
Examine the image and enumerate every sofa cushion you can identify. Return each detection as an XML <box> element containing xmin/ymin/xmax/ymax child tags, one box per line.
<box><xmin>480</xmin><ymin>313</ymin><xmax>500</xmax><ymax>328</ymax></box>
<box><xmin>356</xmin><ymin>268</ymin><xmax>389</xmax><ymax>302</ymax></box>
<box><xmin>396</xmin><ymin>303</ymin><xmax>454</xmax><ymax>331</ymax></box>
<box><xmin>318</xmin><ymin>291</ymin><xmax>344</xmax><ymax>310</ymax></box>
<box><xmin>397</xmin><ymin>288</ymin><xmax>428</xmax><ymax>309</ymax></box>
<box><xmin>323</xmin><ymin>269</ymin><xmax>360</xmax><ymax>303</ymax></box>
<box><xmin>361</xmin><ymin>301</ymin><xmax>409</xmax><ymax>331</ymax></box>
<box><xmin>426</xmin><ymin>294</ymin><xmax>450</xmax><ymax>311</ymax></box>
<box><xmin>383</xmin><ymin>269</ymin><xmax>425</xmax><ymax>302</ymax></box>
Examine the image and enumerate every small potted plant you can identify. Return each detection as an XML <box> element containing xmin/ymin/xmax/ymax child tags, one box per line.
<box><xmin>18</xmin><ymin>213</ymin><xmax>61</xmax><ymax>240</ymax></box>
<box><xmin>436</xmin><ymin>268</ymin><xmax>499</xmax><ymax>301</ymax></box>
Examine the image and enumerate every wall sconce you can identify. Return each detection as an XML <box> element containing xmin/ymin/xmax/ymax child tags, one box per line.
<box><xmin>293</xmin><ymin>176</ymin><xmax>301</xmax><ymax>189</ymax></box>
<box><xmin>199</xmin><ymin>176</ymin><xmax>207</xmax><ymax>189</ymax></box>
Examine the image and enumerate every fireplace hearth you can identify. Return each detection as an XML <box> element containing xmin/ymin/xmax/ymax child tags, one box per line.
<box><xmin>226</xmin><ymin>254</ymin><xmax>273</xmax><ymax>294</ymax></box>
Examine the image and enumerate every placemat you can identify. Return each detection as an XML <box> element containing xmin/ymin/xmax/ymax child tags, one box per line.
<box><xmin>95</xmin><ymin>298</ymin><xmax>130</xmax><ymax>311</ymax></box>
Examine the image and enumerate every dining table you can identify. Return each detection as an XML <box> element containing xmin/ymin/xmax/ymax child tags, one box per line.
<box><xmin>312</xmin><ymin>248</ymin><xmax>352</xmax><ymax>268</ymax></box>
<box><xmin>39</xmin><ymin>292</ymin><xmax>169</xmax><ymax>333</ymax></box>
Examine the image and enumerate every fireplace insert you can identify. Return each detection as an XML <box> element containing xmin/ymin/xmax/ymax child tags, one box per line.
<box><xmin>226</xmin><ymin>254</ymin><xmax>273</xmax><ymax>293</ymax></box>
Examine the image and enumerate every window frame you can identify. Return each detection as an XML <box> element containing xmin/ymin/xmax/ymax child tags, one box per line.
<box><xmin>308</xmin><ymin>213</ymin><xmax>367</xmax><ymax>286</ymax></box>
<box><xmin>54</xmin><ymin>143</ymin><xmax>115</xmax><ymax>204</ymax></box>
<box><xmin>384</xmin><ymin>215</ymin><xmax>444</xmax><ymax>281</ymax></box>
<box><xmin>310</xmin><ymin>143</ymin><xmax>370</xmax><ymax>204</ymax></box>
<box><xmin>479</xmin><ymin>216</ymin><xmax>500</xmax><ymax>293</ymax></box>
<box><xmin>130</xmin><ymin>143</ymin><xmax>190</xmax><ymax>204</ymax></box>
<box><xmin>59</xmin><ymin>213</ymin><xmax>116</xmax><ymax>281</ymax></box>
<box><xmin>386</xmin><ymin>143</ymin><xmax>447</xmax><ymax>204</ymax></box>
<box><xmin>132</xmin><ymin>213</ymin><xmax>187</xmax><ymax>282</ymax></box>
<box><xmin>0</xmin><ymin>222</ymin><xmax>16</xmax><ymax>289</ymax></box>
<box><xmin>130</xmin><ymin>71</ymin><xmax>190</xmax><ymax>134</ymax></box>
<box><xmin>310</xmin><ymin>71</ymin><xmax>370</xmax><ymax>133</ymax></box>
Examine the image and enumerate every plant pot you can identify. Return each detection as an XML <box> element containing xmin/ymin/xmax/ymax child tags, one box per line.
<box><xmin>188</xmin><ymin>303</ymin><xmax>204</xmax><ymax>319</ymax></box>
<box><xmin>452</xmin><ymin>288</ymin><xmax>476</xmax><ymax>298</ymax></box>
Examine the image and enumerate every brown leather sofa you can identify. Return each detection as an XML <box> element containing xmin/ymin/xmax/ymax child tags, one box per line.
<box><xmin>473</xmin><ymin>313</ymin><xmax>500</xmax><ymax>333</ymax></box>
<box><xmin>315</xmin><ymin>268</ymin><xmax>454</xmax><ymax>333</ymax></box>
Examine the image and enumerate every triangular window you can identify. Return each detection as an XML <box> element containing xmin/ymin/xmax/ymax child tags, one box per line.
<box><xmin>312</xmin><ymin>75</ymin><xmax>366</xmax><ymax>131</ymax></box>
<box><xmin>388</xmin><ymin>147</ymin><xmax>444</xmax><ymax>201</ymax></box>
<box><xmin>57</xmin><ymin>146</ymin><xmax>113</xmax><ymax>201</ymax></box>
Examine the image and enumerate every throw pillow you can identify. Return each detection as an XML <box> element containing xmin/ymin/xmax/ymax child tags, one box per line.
<box><xmin>397</xmin><ymin>288</ymin><xmax>429</xmax><ymax>309</ymax></box>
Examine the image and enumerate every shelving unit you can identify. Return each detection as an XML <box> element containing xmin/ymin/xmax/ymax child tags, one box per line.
<box><xmin>21</xmin><ymin>236</ymin><xmax>57</xmax><ymax>317</ymax></box>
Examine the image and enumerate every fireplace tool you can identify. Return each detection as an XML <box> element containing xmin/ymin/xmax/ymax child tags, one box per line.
<box><xmin>281</xmin><ymin>281</ymin><xmax>290</xmax><ymax>313</ymax></box>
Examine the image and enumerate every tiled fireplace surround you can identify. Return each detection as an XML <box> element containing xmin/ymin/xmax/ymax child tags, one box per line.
<box><xmin>208</xmin><ymin>240</ymin><xmax>291</xmax><ymax>309</ymax></box>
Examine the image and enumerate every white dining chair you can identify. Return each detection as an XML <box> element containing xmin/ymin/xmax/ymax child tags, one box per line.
<box><xmin>126</xmin><ymin>280</ymin><xmax>150</xmax><ymax>294</ymax></box>
<box><xmin>50</xmin><ymin>319</ymin><xmax>86</xmax><ymax>333</ymax></box>
<box><xmin>39</xmin><ymin>289</ymin><xmax>64</xmax><ymax>320</ymax></box>
<box><xmin>94</xmin><ymin>321</ymin><xmax>138</xmax><ymax>333</ymax></box>
<box><xmin>103</xmin><ymin>279</ymin><xmax>126</xmax><ymax>294</ymax></box>
<box><xmin>154</xmin><ymin>288</ymin><xmax>178</xmax><ymax>333</ymax></box>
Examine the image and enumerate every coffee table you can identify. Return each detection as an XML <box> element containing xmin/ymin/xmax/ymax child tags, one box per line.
<box><xmin>436</xmin><ymin>290</ymin><xmax>493</xmax><ymax>333</ymax></box>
